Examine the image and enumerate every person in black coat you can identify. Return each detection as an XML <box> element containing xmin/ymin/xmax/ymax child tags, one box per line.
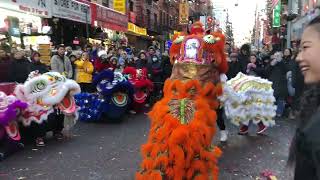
<box><xmin>30</xmin><ymin>52</ymin><xmax>49</xmax><ymax>74</ymax></box>
<box><xmin>136</xmin><ymin>51</ymin><xmax>148</xmax><ymax>70</ymax></box>
<box><xmin>238</xmin><ymin>44</ymin><xmax>251</xmax><ymax>73</ymax></box>
<box><xmin>161</xmin><ymin>52</ymin><xmax>172</xmax><ymax>82</ymax></box>
<box><xmin>227</xmin><ymin>53</ymin><xmax>241</xmax><ymax>79</ymax></box>
<box><xmin>9</xmin><ymin>51</ymin><xmax>31</xmax><ymax>83</ymax></box>
<box><xmin>265</xmin><ymin>52</ymin><xmax>288</xmax><ymax>117</ymax></box>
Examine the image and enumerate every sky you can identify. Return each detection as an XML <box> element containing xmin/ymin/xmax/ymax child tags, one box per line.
<box><xmin>211</xmin><ymin>0</ymin><xmax>266</xmax><ymax>47</ymax></box>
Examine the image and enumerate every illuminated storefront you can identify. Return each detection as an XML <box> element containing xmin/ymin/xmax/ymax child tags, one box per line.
<box><xmin>0</xmin><ymin>0</ymin><xmax>52</xmax><ymax>49</ymax></box>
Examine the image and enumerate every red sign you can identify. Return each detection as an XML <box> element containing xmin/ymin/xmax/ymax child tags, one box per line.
<box><xmin>91</xmin><ymin>3</ymin><xmax>128</xmax><ymax>32</ymax></box>
<box><xmin>129</xmin><ymin>11</ymin><xmax>136</xmax><ymax>24</ymax></box>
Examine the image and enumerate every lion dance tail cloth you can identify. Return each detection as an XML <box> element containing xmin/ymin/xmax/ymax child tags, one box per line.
<box><xmin>136</xmin><ymin>22</ymin><xmax>228</xmax><ymax>180</ymax></box>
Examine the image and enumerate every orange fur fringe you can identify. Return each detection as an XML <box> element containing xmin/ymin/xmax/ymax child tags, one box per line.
<box><xmin>136</xmin><ymin>79</ymin><xmax>222</xmax><ymax>180</ymax></box>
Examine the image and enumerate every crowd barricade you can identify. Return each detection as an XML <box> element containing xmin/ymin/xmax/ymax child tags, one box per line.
<box><xmin>0</xmin><ymin>82</ymin><xmax>16</xmax><ymax>95</ymax></box>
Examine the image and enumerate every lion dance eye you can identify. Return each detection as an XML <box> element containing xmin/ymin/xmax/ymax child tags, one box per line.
<box><xmin>203</xmin><ymin>35</ymin><xmax>216</xmax><ymax>44</ymax></box>
<box><xmin>173</xmin><ymin>36</ymin><xmax>184</xmax><ymax>44</ymax></box>
<box><xmin>32</xmin><ymin>80</ymin><xmax>47</xmax><ymax>93</ymax></box>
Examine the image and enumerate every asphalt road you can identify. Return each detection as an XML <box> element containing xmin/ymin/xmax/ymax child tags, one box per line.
<box><xmin>0</xmin><ymin>114</ymin><xmax>296</xmax><ymax>180</ymax></box>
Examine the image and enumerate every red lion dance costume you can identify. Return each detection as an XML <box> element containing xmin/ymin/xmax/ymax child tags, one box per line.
<box><xmin>136</xmin><ymin>22</ymin><xmax>228</xmax><ymax>179</ymax></box>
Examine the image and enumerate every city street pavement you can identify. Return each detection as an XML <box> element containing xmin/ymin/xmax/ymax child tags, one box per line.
<box><xmin>0</xmin><ymin>114</ymin><xmax>296</xmax><ymax>180</ymax></box>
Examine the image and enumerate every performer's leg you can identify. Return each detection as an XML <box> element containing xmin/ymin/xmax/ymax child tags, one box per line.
<box><xmin>0</xmin><ymin>139</ymin><xmax>23</xmax><ymax>160</ymax></box>
<box><xmin>217</xmin><ymin>107</ymin><xmax>228</xmax><ymax>141</ymax></box>
<box><xmin>46</xmin><ymin>110</ymin><xmax>65</xmax><ymax>140</ymax></box>
<box><xmin>276</xmin><ymin>98</ymin><xmax>286</xmax><ymax>117</ymax></box>
<box><xmin>216</xmin><ymin>107</ymin><xmax>226</xmax><ymax>130</ymax></box>
<box><xmin>29</xmin><ymin>122</ymin><xmax>46</xmax><ymax>146</ymax></box>
<box><xmin>256</xmin><ymin>121</ymin><xmax>267</xmax><ymax>135</ymax></box>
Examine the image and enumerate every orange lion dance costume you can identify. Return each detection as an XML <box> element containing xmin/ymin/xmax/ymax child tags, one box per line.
<box><xmin>136</xmin><ymin>22</ymin><xmax>228</xmax><ymax>180</ymax></box>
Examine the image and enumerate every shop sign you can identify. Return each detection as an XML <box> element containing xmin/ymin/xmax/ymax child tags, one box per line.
<box><xmin>0</xmin><ymin>0</ymin><xmax>51</xmax><ymax>17</ymax></box>
<box><xmin>272</xmin><ymin>0</ymin><xmax>281</xmax><ymax>27</ymax></box>
<box><xmin>91</xmin><ymin>3</ymin><xmax>128</xmax><ymax>32</ymax></box>
<box><xmin>127</xmin><ymin>22</ymin><xmax>147</xmax><ymax>36</ymax></box>
<box><xmin>113</xmin><ymin>0</ymin><xmax>126</xmax><ymax>14</ymax></box>
<box><xmin>173</xmin><ymin>30</ymin><xmax>181</xmax><ymax>35</ymax></box>
<box><xmin>129</xmin><ymin>11</ymin><xmax>136</xmax><ymax>24</ymax></box>
<box><xmin>179</xmin><ymin>1</ymin><xmax>189</xmax><ymax>25</ymax></box>
<box><xmin>52</xmin><ymin>0</ymin><xmax>91</xmax><ymax>24</ymax></box>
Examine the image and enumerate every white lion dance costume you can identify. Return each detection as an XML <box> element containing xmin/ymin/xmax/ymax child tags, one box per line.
<box><xmin>14</xmin><ymin>71</ymin><xmax>81</xmax><ymax>129</ymax></box>
<box><xmin>221</xmin><ymin>72</ymin><xmax>276</xmax><ymax>128</ymax></box>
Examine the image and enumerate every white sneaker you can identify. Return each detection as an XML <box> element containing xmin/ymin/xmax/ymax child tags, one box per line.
<box><xmin>129</xmin><ymin>110</ymin><xmax>137</xmax><ymax>114</ymax></box>
<box><xmin>220</xmin><ymin>130</ymin><xmax>228</xmax><ymax>142</ymax></box>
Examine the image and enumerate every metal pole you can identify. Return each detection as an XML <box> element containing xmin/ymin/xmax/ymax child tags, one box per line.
<box><xmin>287</xmin><ymin>0</ymin><xmax>292</xmax><ymax>48</ymax></box>
<box><xmin>86</xmin><ymin>8</ymin><xmax>89</xmax><ymax>40</ymax></box>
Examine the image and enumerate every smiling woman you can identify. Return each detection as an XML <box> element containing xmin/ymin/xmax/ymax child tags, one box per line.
<box><xmin>288</xmin><ymin>16</ymin><xmax>320</xmax><ymax>180</ymax></box>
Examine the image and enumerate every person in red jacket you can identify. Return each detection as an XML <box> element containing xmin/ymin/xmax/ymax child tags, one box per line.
<box><xmin>94</xmin><ymin>51</ymin><xmax>111</xmax><ymax>73</ymax></box>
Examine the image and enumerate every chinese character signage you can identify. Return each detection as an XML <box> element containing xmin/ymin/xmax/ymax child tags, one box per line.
<box><xmin>0</xmin><ymin>0</ymin><xmax>51</xmax><ymax>17</ymax></box>
<box><xmin>272</xmin><ymin>0</ymin><xmax>281</xmax><ymax>27</ymax></box>
<box><xmin>179</xmin><ymin>2</ymin><xmax>189</xmax><ymax>25</ymax></box>
<box><xmin>128</xmin><ymin>22</ymin><xmax>147</xmax><ymax>36</ymax></box>
<box><xmin>52</xmin><ymin>0</ymin><xmax>91</xmax><ymax>23</ymax></box>
<box><xmin>113</xmin><ymin>0</ymin><xmax>126</xmax><ymax>14</ymax></box>
<box><xmin>91</xmin><ymin>3</ymin><xmax>128</xmax><ymax>32</ymax></box>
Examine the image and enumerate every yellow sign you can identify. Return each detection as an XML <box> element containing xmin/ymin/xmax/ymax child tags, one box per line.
<box><xmin>38</xmin><ymin>44</ymin><xmax>51</xmax><ymax>66</ymax></box>
<box><xmin>128</xmin><ymin>23</ymin><xmax>135</xmax><ymax>32</ymax></box>
<box><xmin>174</xmin><ymin>30</ymin><xmax>181</xmax><ymax>35</ymax></box>
<box><xmin>128</xmin><ymin>22</ymin><xmax>147</xmax><ymax>36</ymax></box>
<box><xmin>179</xmin><ymin>2</ymin><xmax>189</xmax><ymax>24</ymax></box>
<box><xmin>113</xmin><ymin>0</ymin><xmax>126</xmax><ymax>14</ymax></box>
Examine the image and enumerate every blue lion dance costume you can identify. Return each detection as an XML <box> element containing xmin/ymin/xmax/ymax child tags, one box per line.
<box><xmin>75</xmin><ymin>70</ymin><xmax>134</xmax><ymax>122</ymax></box>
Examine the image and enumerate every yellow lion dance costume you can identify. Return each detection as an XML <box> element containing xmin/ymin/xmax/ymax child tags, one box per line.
<box><xmin>136</xmin><ymin>22</ymin><xmax>228</xmax><ymax>180</ymax></box>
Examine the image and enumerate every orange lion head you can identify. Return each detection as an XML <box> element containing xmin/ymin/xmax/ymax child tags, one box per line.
<box><xmin>169</xmin><ymin>21</ymin><xmax>228</xmax><ymax>76</ymax></box>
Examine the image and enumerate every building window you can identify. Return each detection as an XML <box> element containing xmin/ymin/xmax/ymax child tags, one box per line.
<box><xmin>147</xmin><ymin>10</ymin><xmax>151</xmax><ymax>27</ymax></box>
<box><xmin>102</xmin><ymin>0</ymin><xmax>109</xmax><ymax>7</ymax></box>
<box><xmin>160</xmin><ymin>12</ymin><xmax>163</xmax><ymax>26</ymax></box>
<box><xmin>129</xmin><ymin>0</ymin><xmax>134</xmax><ymax>11</ymax></box>
<box><xmin>146</xmin><ymin>0</ymin><xmax>152</xmax><ymax>5</ymax></box>
<box><xmin>162</xmin><ymin>11</ymin><xmax>165</xmax><ymax>26</ymax></box>
<box><xmin>154</xmin><ymin>13</ymin><xmax>158</xmax><ymax>28</ymax></box>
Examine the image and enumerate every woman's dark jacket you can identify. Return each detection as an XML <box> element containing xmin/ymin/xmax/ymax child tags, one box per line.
<box><xmin>265</xmin><ymin>60</ymin><xmax>288</xmax><ymax>99</ymax></box>
<box><xmin>294</xmin><ymin>110</ymin><xmax>320</xmax><ymax>180</ymax></box>
<box><xmin>9</xmin><ymin>58</ymin><xmax>31</xmax><ymax>83</ymax></box>
<box><xmin>30</xmin><ymin>62</ymin><xmax>49</xmax><ymax>74</ymax></box>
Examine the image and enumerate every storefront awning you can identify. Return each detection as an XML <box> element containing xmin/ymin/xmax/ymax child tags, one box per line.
<box><xmin>91</xmin><ymin>3</ymin><xmax>128</xmax><ymax>32</ymax></box>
